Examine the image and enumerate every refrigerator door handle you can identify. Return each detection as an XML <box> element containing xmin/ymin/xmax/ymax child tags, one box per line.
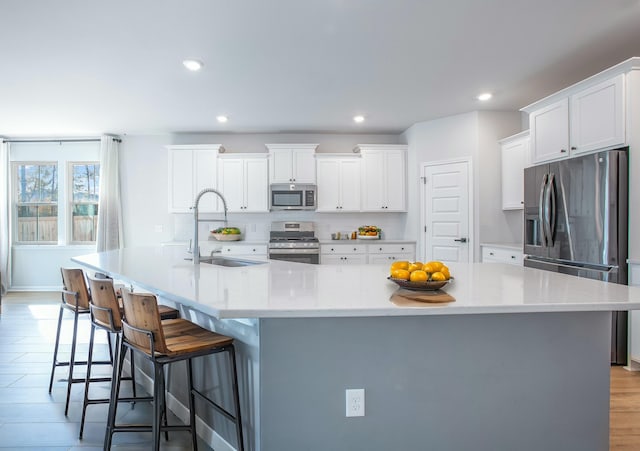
<box><xmin>539</xmin><ymin>173</ymin><xmax>548</xmax><ymax>246</ymax></box>
<box><xmin>547</xmin><ymin>173</ymin><xmax>556</xmax><ymax>245</ymax></box>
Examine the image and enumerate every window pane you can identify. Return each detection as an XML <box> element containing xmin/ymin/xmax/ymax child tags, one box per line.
<box><xmin>72</xmin><ymin>164</ymin><xmax>100</xmax><ymax>202</ymax></box>
<box><xmin>16</xmin><ymin>164</ymin><xmax>58</xmax><ymax>202</ymax></box>
<box><xmin>72</xmin><ymin>203</ymin><xmax>98</xmax><ymax>242</ymax></box>
<box><xmin>16</xmin><ymin>205</ymin><xmax>58</xmax><ymax>242</ymax></box>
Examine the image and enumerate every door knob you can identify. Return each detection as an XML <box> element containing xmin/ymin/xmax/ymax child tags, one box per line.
<box><xmin>454</xmin><ymin>237</ymin><xmax>468</xmax><ymax>243</ymax></box>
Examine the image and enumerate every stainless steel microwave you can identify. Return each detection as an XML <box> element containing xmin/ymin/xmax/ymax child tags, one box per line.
<box><xmin>269</xmin><ymin>184</ymin><xmax>316</xmax><ymax>210</ymax></box>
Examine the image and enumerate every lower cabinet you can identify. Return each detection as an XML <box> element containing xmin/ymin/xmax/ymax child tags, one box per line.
<box><xmin>320</xmin><ymin>242</ymin><xmax>415</xmax><ymax>265</ymax></box>
<box><xmin>219</xmin><ymin>244</ymin><xmax>268</xmax><ymax>259</ymax></box>
<box><xmin>367</xmin><ymin>243</ymin><xmax>415</xmax><ymax>264</ymax></box>
<box><xmin>320</xmin><ymin>244</ymin><xmax>367</xmax><ymax>265</ymax></box>
<box><xmin>481</xmin><ymin>245</ymin><xmax>523</xmax><ymax>266</ymax></box>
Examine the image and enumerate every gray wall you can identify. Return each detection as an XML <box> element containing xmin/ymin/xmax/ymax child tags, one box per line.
<box><xmin>259</xmin><ymin>312</ymin><xmax>610</xmax><ymax>451</ymax></box>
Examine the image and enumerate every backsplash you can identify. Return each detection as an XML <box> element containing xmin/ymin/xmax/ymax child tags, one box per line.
<box><xmin>173</xmin><ymin>211</ymin><xmax>409</xmax><ymax>242</ymax></box>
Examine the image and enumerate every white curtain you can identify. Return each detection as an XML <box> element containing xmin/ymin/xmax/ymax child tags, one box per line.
<box><xmin>0</xmin><ymin>140</ymin><xmax>9</xmax><ymax>295</ymax></box>
<box><xmin>96</xmin><ymin>135</ymin><xmax>123</xmax><ymax>252</ymax></box>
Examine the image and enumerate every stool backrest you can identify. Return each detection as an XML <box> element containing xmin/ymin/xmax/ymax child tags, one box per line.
<box><xmin>60</xmin><ymin>268</ymin><xmax>90</xmax><ymax>309</ymax></box>
<box><xmin>120</xmin><ymin>291</ymin><xmax>169</xmax><ymax>355</ymax></box>
<box><xmin>87</xmin><ymin>276</ymin><xmax>122</xmax><ymax>331</ymax></box>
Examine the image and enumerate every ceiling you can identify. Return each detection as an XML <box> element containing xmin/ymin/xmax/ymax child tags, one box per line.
<box><xmin>2</xmin><ymin>0</ymin><xmax>640</xmax><ymax>137</ymax></box>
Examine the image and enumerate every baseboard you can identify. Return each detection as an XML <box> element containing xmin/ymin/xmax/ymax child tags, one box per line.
<box><xmin>625</xmin><ymin>358</ymin><xmax>640</xmax><ymax>371</ymax></box>
<box><xmin>8</xmin><ymin>286</ymin><xmax>61</xmax><ymax>292</ymax></box>
<box><xmin>131</xmin><ymin>365</ymin><xmax>237</xmax><ymax>451</ymax></box>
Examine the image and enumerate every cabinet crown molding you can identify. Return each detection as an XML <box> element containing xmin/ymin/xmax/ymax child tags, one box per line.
<box><xmin>353</xmin><ymin>144</ymin><xmax>408</xmax><ymax>153</ymax></box>
<box><xmin>521</xmin><ymin>56</ymin><xmax>640</xmax><ymax>113</ymax></box>
<box><xmin>265</xmin><ymin>144</ymin><xmax>319</xmax><ymax>151</ymax></box>
<box><xmin>498</xmin><ymin>130</ymin><xmax>529</xmax><ymax>144</ymax></box>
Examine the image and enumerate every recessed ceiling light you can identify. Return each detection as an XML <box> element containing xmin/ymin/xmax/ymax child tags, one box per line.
<box><xmin>477</xmin><ymin>92</ymin><xmax>493</xmax><ymax>101</ymax></box>
<box><xmin>216</xmin><ymin>115</ymin><xmax>228</xmax><ymax>123</ymax></box>
<box><xmin>183</xmin><ymin>59</ymin><xmax>203</xmax><ymax>71</ymax></box>
<box><xmin>353</xmin><ymin>115</ymin><xmax>365</xmax><ymax>123</ymax></box>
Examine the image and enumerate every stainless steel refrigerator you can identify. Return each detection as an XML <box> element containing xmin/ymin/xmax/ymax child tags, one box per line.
<box><xmin>523</xmin><ymin>148</ymin><xmax>629</xmax><ymax>364</ymax></box>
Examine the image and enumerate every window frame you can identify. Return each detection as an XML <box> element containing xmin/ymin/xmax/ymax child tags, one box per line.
<box><xmin>12</xmin><ymin>161</ymin><xmax>60</xmax><ymax>245</ymax></box>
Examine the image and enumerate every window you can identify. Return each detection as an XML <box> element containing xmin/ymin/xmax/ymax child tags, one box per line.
<box><xmin>15</xmin><ymin>163</ymin><xmax>59</xmax><ymax>243</ymax></box>
<box><xmin>70</xmin><ymin>163</ymin><xmax>100</xmax><ymax>243</ymax></box>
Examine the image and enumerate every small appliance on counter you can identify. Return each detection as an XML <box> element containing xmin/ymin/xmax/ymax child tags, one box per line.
<box><xmin>268</xmin><ymin>221</ymin><xmax>319</xmax><ymax>264</ymax></box>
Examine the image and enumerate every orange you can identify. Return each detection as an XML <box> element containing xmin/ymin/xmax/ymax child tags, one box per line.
<box><xmin>431</xmin><ymin>271</ymin><xmax>446</xmax><ymax>281</ymax></box>
<box><xmin>390</xmin><ymin>261</ymin><xmax>410</xmax><ymax>271</ymax></box>
<box><xmin>407</xmin><ymin>262</ymin><xmax>423</xmax><ymax>273</ymax></box>
<box><xmin>440</xmin><ymin>266</ymin><xmax>451</xmax><ymax>280</ymax></box>
<box><xmin>422</xmin><ymin>263</ymin><xmax>435</xmax><ymax>273</ymax></box>
<box><xmin>427</xmin><ymin>261</ymin><xmax>444</xmax><ymax>272</ymax></box>
<box><xmin>409</xmin><ymin>270</ymin><xmax>428</xmax><ymax>282</ymax></box>
<box><xmin>391</xmin><ymin>269</ymin><xmax>410</xmax><ymax>280</ymax></box>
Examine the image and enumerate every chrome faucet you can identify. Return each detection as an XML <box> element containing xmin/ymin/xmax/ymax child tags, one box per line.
<box><xmin>191</xmin><ymin>188</ymin><xmax>228</xmax><ymax>264</ymax></box>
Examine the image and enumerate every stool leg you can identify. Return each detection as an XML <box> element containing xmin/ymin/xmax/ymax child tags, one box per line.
<box><xmin>104</xmin><ymin>335</ymin><xmax>125</xmax><ymax>450</ymax></box>
<box><xmin>48</xmin><ymin>305</ymin><xmax>64</xmax><ymax>393</ymax></box>
<box><xmin>129</xmin><ymin>348</ymin><xmax>137</xmax><ymax>401</ymax></box>
<box><xmin>228</xmin><ymin>345</ymin><xmax>245</xmax><ymax>451</ymax></box>
<box><xmin>152</xmin><ymin>362</ymin><xmax>164</xmax><ymax>451</ymax></box>
<box><xmin>187</xmin><ymin>358</ymin><xmax>198</xmax><ymax>451</ymax></box>
<box><xmin>106</xmin><ymin>330</ymin><xmax>114</xmax><ymax>364</ymax></box>
<box><xmin>64</xmin><ymin>308</ymin><xmax>81</xmax><ymax>416</ymax></box>
<box><xmin>79</xmin><ymin>323</ymin><xmax>97</xmax><ymax>439</ymax></box>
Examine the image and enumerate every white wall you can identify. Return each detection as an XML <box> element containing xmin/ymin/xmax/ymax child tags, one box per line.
<box><xmin>402</xmin><ymin>111</ymin><xmax>522</xmax><ymax>261</ymax></box>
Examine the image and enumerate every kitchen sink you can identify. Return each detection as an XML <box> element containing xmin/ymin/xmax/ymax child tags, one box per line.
<box><xmin>186</xmin><ymin>256</ymin><xmax>266</xmax><ymax>267</ymax></box>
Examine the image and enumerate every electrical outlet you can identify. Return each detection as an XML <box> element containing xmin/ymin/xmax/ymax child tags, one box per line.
<box><xmin>345</xmin><ymin>388</ymin><xmax>365</xmax><ymax>417</ymax></box>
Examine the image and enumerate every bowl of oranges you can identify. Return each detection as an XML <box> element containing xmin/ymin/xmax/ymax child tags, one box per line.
<box><xmin>387</xmin><ymin>260</ymin><xmax>452</xmax><ymax>291</ymax></box>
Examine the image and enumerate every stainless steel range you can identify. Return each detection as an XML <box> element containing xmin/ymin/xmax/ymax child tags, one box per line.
<box><xmin>268</xmin><ymin>221</ymin><xmax>319</xmax><ymax>264</ymax></box>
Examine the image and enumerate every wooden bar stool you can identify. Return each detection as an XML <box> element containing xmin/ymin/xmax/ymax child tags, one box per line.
<box><xmin>79</xmin><ymin>276</ymin><xmax>156</xmax><ymax>439</ymax></box>
<box><xmin>105</xmin><ymin>291</ymin><xmax>244</xmax><ymax>451</ymax></box>
<box><xmin>49</xmin><ymin>268</ymin><xmax>113</xmax><ymax>416</ymax></box>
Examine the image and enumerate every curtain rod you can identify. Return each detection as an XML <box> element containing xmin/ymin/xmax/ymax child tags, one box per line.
<box><xmin>5</xmin><ymin>137</ymin><xmax>121</xmax><ymax>143</ymax></box>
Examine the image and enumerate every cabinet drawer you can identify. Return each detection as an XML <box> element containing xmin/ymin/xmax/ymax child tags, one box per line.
<box><xmin>321</xmin><ymin>254</ymin><xmax>367</xmax><ymax>265</ymax></box>
<box><xmin>321</xmin><ymin>244</ymin><xmax>367</xmax><ymax>255</ymax></box>
<box><xmin>221</xmin><ymin>244</ymin><xmax>268</xmax><ymax>255</ymax></box>
<box><xmin>482</xmin><ymin>247</ymin><xmax>523</xmax><ymax>265</ymax></box>
<box><xmin>367</xmin><ymin>243</ymin><xmax>415</xmax><ymax>254</ymax></box>
<box><xmin>368</xmin><ymin>253</ymin><xmax>414</xmax><ymax>264</ymax></box>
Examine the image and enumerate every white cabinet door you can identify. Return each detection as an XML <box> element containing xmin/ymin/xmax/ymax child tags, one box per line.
<box><xmin>219</xmin><ymin>157</ymin><xmax>268</xmax><ymax>212</ymax></box>
<box><xmin>267</xmin><ymin>145</ymin><xmax>318</xmax><ymax>184</ymax></box>
<box><xmin>570</xmin><ymin>74</ymin><xmax>626</xmax><ymax>155</ymax></box>
<box><xmin>218</xmin><ymin>158</ymin><xmax>245</xmax><ymax>212</ymax></box>
<box><xmin>167</xmin><ymin>145</ymin><xmax>220</xmax><ymax>213</ymax></box>
<box><xmin>316</xmin><ymin>156</ymin><xmax>361</xmax><ymax>212</ymax></box>
<box><xmin>530</xmin><ymin>98</ymin><xmax>570</xmax><ymax>163</ymax></box>
<box><xmin>481</xmin><ymin>246</ymin><xmax>523</xmax><ymax>265</ymax></box>
<box><xmin>500</xmin><ymin>132</ymin><xmax>529</xmax><ymax>210</ymax></box>
<box><xmin>244</xmin><ymin>158</ymin><xmax>269</xmax><ymax>212</ymax></box>
<box><xmin>359</xmin><ymin>146</ymin><xmax>407</xmax><ymax>212</ymax></box>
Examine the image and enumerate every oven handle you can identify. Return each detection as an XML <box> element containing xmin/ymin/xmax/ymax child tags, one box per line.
<box><xmin>268</xmin><ymin>248</ymin><xmax>320</xmax><ymax>255</ymax></box>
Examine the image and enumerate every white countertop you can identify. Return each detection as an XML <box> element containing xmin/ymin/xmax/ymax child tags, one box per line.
<box><xmin>71</xmin><ymin>246</ymin><xmax>640</xmax><ymax>319</ymax></box>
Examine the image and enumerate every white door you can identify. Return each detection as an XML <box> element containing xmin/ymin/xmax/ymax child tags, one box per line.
<box><xmin>422</xmin><ymin>159</ymin><xmax>471</xmax><ymax>263</ymax></box>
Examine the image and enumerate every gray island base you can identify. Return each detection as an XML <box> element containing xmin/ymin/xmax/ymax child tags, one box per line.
<box><xmin>72</xmin><ymin>247</ymin><xmax>640</xmax><ymax>451</ymax></box>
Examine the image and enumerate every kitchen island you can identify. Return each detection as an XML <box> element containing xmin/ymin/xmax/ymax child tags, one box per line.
<box><xmin>72</xmin><ymin>246</ymin><xmax>640</xmax><ymax>451</ymax></box>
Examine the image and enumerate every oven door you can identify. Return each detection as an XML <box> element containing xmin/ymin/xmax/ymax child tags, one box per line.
<box><xmin>268</xmin><ymin>248</ymin><xmax>319</xmax><ymax>264</ymax></box>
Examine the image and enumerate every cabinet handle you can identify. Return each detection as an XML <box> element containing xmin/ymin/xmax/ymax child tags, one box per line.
<box><xmin>511</xmin><ymin>255</ymin><xmax>516</xmax><ymax>259</ymax></box>
<box><xmin>331</xmin><ymin>248</ymin><xmax>334</xmax><ymax>251</ymax></box>
<box><xmin>489</xmin><ymin>252</ymin><xmax>494</xmax><ymax>256</ymax></box>
<box><xmin>560</xmin><ymin>149</ymin><xmax>567</xmax><ymax>153</ymax></box>
<box><xmin>571</xmin><ymin>146</ymin><xmax>577</xmax><ymax>151</ymax></box>
<box><xmin>353</xmin><ymin>248</ymin><xmax>357</xmax><ymax>251</ymax></box>
<box><xmin>401</xmin><ymin>247</ymin><xmax>405</xmax><ymax>251</ymax></box>
<box><xmin>379</xmin><ymin>247</ymin><xmax>383</xmax><ymax>251</ymax></box>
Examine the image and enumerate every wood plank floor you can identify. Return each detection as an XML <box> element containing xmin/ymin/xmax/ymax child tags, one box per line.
<box><xmin>611</xmin><ymin>365</ymin><xmax>640</xmax><ymax>450</ymax></box>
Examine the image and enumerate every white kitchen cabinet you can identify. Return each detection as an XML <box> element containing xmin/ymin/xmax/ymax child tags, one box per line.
<box><xmin>266</xmin><ymin>144</ymin><xmax>318</xmax><ymax>184</ymax></box>
<box><xmin>481</xmin><ymin>245</ymin><xmax>523</xmax><ymax>266</ymax></box>
<box><xmin>570</xmin><ymin>74</ymin><xmax>626</xmax><ymax>155</ymax></box>
<box><xmin>356</xmin><ymin>145</ymin><xmax>408</xmax><ymax>212</ymax></box>
<box><xmin>529</xmin><ymin>99</ymin><xmax>570</xmax><ymax>164</ymax></box>
<box><xmin>218</xmin><ymin>155</ymin><xmax>269</xmax><ymax>213</ymax></box>
<box><xmin>367</xmin><ymin>243</ymin><xmax>415</xmax><ymax>264</ymax></box>
<box><xmin>499</xmin><ymin>131</ymin><xmax>529</xmax><ymax>210</ymax></box>
<box><xmin>167</xmin><ymin>145</ymin><xmax>222</xmax><ymax>213</ymax></box>
<box><xmin>315</xmin><ymin>155</ymin><xmax>361</xmax><ymax>212</ymax></box>
<box><xmin>219</xmin><ymin>244</ymin><xmax>268</xmax><ymax>258</ymax></box>
<box><xmin>320</xmin><ymin>244</ymin><xmax>367</xmax><ymax>265</ymax></box>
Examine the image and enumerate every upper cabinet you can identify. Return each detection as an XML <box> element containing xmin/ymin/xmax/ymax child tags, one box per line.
<box><xmin>525</xmin><ymin>72</ymin><xmax>627</xmax><ymax>164</ymax></box>
<box><xmin>316</xmin><ymin>154</ymin><xmax>361</xmax><ymax>212</ymax></box>
<box><xmin>356</xmin><ymin>144</ymin><xmax>408</xmax><ymax>212</ymax></box>
<box><xmin>570</xmin><ymin>74</ymin><xmax>625</xmax><ymax>155</ymax></box>
<box><xmin>266</xmin><ymin>144</ymin><xmax>318</xmax><ymax>184</ymax></box>
<box><xmin>499</xmin><ymin>131</ymin><xmax>529</xmax><ymax>210</ymax></box>
<box><xmin>218</xmin><ymin>154</ymin><xmax>269</xmax><ymax>213</ymax></box>
<box><xmin>167</xmin><ymin>144</ymin><xmax>222</xmax><ymax>213</ymax></box>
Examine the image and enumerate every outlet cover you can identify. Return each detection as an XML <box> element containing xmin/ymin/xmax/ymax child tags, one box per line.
<box><xmin>345</xmin><ymin>388</ymin><xmax>365</xmax><ymax>417</ymax></box>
